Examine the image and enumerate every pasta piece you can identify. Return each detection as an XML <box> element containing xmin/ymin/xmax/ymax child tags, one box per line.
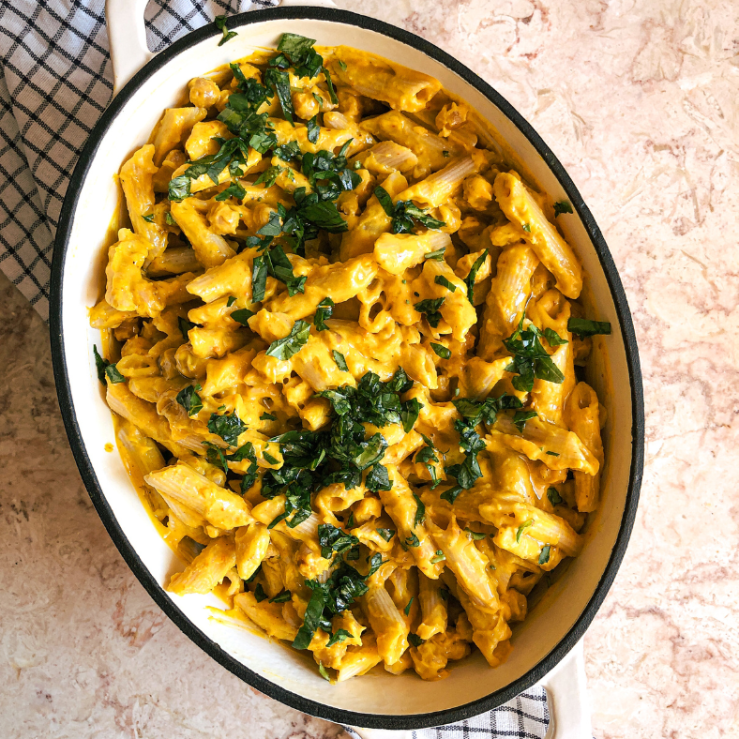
<box><xmin>494</xmin><ymin>172</ymin><xmax>582</xmax><ymax>299</ymax></box>
<box><xmin>331</xmin><ymin>47</ymin><xmax>442</xmax><ymax>112</ymax></box>
<box><xmin>170</xmin><ymin>198</ymin><xmax>235</xmax><ymax>268</ymax></box>
<box><xmin>167</xmin><ymin>535</ymin><xmax>236</xmax><ymax>595</ymax></box>
<box><xmin>374</xmin><ymin>231</ymin><xmax>451</xmax><ymax>275</ymax></box>
<box><xmin>379</xmin><ymin>465</ymin><xmax>444</xmax><ymax>580</ymax></box>
<box><xmin>565</xmin><ymin>382</ymin><xmax>604</xmax><ymax>512</ymax></box>
<box><xmin>235</xmin><ymin>522</ymin><xmax>271</xmax><ymax>580</ymax></box>
<box><xmin>362</xmin><ymin>584</ymin><xmax>410</xmax><ymax>666</ymax></box>
<box><xmin>151</xmin><ymin>106</ymin><xmax>207</xmax><ymax>165</ymax></box>
<box><xmin>119</xmin><ymin>145</ymin><xmax>168</xmax><ymax>261</ymax></box>
<box><xmin>350</xmin><ymin>141</ymin><xmax>419</xmax><ymax>175</ymax></box>
<box><xmin>234</xmin><ymin>591</ymin><xmax>298</xmax><ymax>641</ymax></box>
<box><xmin>416</xmin><ymin>572</ymin><xmax>448</xmax><ymax>641</ymax></box>
<box><xmin>147</xmin><ymin>246</ymin><xmax>201</xmax><ymax>277</ymax></box>
<box><xmin>145</xmin><ymin>462</ymin><xmax>253</xmax><ymax>530</ymax></box>
<box><xmin>336</xmin><ymin>634</ymin><xmax>382</xmax><ymax>681</ymax></box>
<box><xmin>426</xmin><ymin>516</ymin><xmax>499</xmax><ymax>612</ymax></box>
<box><xmin>185</xmin><ymin>120</ymin><xmax>233</xmax><ymax>161</ymax></box>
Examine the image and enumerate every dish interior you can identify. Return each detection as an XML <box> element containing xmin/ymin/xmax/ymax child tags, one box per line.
<box><xmin>59</xmin><ymin>16</ymin><xmax>634</xmax><ymax>718</ymax></box>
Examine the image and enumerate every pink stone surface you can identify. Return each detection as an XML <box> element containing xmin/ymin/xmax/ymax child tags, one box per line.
<box><xmin>2</xmin><ymin>1</ymin><xmax>738</xmax><ymax>737</ymax></box>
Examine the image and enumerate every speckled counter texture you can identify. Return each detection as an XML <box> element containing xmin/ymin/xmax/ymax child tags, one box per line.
<box><xmin>2</xmin><ymin>1</ymin><xmax>739</xmax><ymax>737</ymax></box>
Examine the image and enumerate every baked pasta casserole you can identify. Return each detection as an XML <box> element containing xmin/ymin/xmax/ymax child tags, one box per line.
<box><xmin>90</xmin><ymin>30</ymin><xmax>611</xmax><ymax>683</ymax></box>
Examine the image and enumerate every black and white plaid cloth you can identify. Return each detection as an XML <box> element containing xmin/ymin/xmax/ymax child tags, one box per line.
<box><xmin>0</xmin><ymin>2</ymin><xmax>551</xmax><ymax>736</ymax></box>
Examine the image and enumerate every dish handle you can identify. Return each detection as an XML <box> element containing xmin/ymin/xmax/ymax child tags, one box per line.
<box><xmin>346</xmin><ymin>642</ymin><xmax>591</xmax><ymax>739</ymax></box>
<box><xmin>105</xmin><ymin>0</ymin><xmax>337</xmax><ymax>96</ymax></box>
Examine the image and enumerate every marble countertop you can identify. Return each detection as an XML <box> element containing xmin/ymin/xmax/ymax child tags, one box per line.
<box><xmin>2</xmin><ymin>0</ymin><xmax>738</xmax><ymax>737</ymax></box>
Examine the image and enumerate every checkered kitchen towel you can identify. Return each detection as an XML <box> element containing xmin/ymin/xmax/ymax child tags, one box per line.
<box><xmin>0</xmin><ymin>2</ymin><xmax>550</xmax><ymax>736</ymax></box>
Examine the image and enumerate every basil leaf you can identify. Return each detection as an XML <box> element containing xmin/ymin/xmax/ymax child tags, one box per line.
<box><xmin>178</xmin><ymin>316</ymin><xmax>196</xmax><ymax>340</ymax></box>
<box><xmin>142</xmin><ymin>212</ymin><xmax>155</xmax><ymax>223</ymax></box>
<box><xmin>374</xmin><ymin>185</ymin><xmax>395</xmax><ymax>217</ymax></box>
<box><xmin>254</xmin><ymin>583</ymin><xmax>268</xmax><ymax>602</ymax></box>
<box><xmin>251</xmin><ymin>255</ymin><xmax>268</xmax><ymax>303</ymax></box>
<box><xmin>277</xmin><ymin>32</ymin><xmax>316</xmax><ymax>59</ymax></box>
<box><xmin>323</xmin><ymin>66</ymin><xmax>339</xmax><ymax>104</ymax></box>
<box><xmin>104</xmin><ymin>363</ymin><xmax>125</xmax><ymax>384</ymax></box>
<box><xmin>208</xmin><ymin>411</ymin><xmax>245</xmax><ymax>447</ymax></box>
<box><xmin>516</xmin><ymin>519</ymin><xmax>533</xmax><ymax>543</ymax></box>
<box><xmin>265</xmin><ymin>320</ymin><xmax>311</xmax><ymax>360</ymax></box>
<box><xmin>253</xmin><ymin>165</ymin><xmax>284</xmax><ymax>188</ymax></box>
<box><xmin>431</xmin><ymin>342</ymin><xmax>451</xmax><ymax>359</ymax></box>
<box><xmin>231</xmin><ymin>308</ymin><xmax>255</xmax><ymax>326</ymax></box>
<box><xmin>168</xmin><ymin>175</ymin><xmax>191</xmax><ymax>202</ymax></box>
<box><xmin>400</xmin><ymin>398</ymin><xmax>423</xmax><ymax>433</ymax></box>
<box><xmin>313</xmin><ymin>297</ymin><xmax>334</xmax><ymax>331</ymax></box>
<box><xmin>404</xmin><ymin>532</ymin><xmax>420</xmax><ymax>548</ymax></box>
<box><xmin>265</xmin><ymin>68</ymin><xmax>294</xmax><ymax>124</ymax></box>
<box><xmin>332</xmin><ymin>350</ymin><xmax>348</xmax><ymax>372</ymax></box>
<box><xmin>513</xmin><ymin>410</ymin><xmax>537</xmax><ymax>432</ymax></box>
<box><xmin>376</xmin><ymin>528</ymin><xmax>395</xmax><ymax>542</ymax></box>
<box><xmin>466</xmin><ymin>250</ymin><xmax>488</xmax><ymax>304</ymax></box>
<box><xmin>326</xmin><ymin>628</ymin><xmax>352</xmax><ymax>648</ymax></box>
<box><xmin>553</xmin><ymin>200</ymin><xmax>573</xmax><ymax>216</ymax></box>
<box><xmin>214</xmin><ymin>14</ymin><xmax>237</xmax><ymax>46</ymax></box>
<box><xmin>464</xmin><ymin>527</ymin><xmax>487</xmax><ymax>540</ymax></box>
<box><xmin>539</xmin><ymin>544</ymin><xmax>551</xmax><ymax>565</ymax></box>
<box><xmin>306</xmin><ymin>115</ymin><xmax>320</xmax><ymax>144</ymax></box>
<box><xmin>408</xmin><ymin>634</ymin><xmax>424</xmax><ymax>647</ymax></box>
<box><xmin>404</xmin><ymin>597</ymin><xmax>414</xmax><ymax>616</ymax></box>
<box><xmin>93</xmin><ymin>345</ymin><xmax>108</xmax><ymax>383</ymax></box>
<box><xmin>298</xmin><ymin>199</ymin><xmax>347</xmax><ymax>232</ymax></box>
<box><xmin>412</xmin><ymin>493</ymin><xmax>425</xmax><ymax>527</ymax></box>
<box><xmin>547</xmin><ymin>487</ymin><xmax>563</xmax><ymax>506</ymax></box>
<box><xmin>434</xmin><ymin>275</ymin><xmax>457</xmax><ymax>292</ymax></box>
<box><xmin>430</xmin><ymin>549</ymin><xmax>446</xmax><ymax>564</ymax></box>
<box><xmin>567</xmin><ymin>317</ymin><xmax>612</xmax><ymax>338</ymax></box>
<box><xmin>270</xmin><ymin>591</ymin><xmax>292</xmax><ymax>603</ymax></box>
<box><xmin>176</xmin><ymin>385</ymin><xmax>203</xmax><ymax>417</ymax></box>
<box><xmin>543</xmin><ymin>327</ymin><xmax>568</xmax><ymax>346</ymax></box>
<box><xmin>258</xmin><ymin>210</ymin><xmax>283</xmax><ymax>236</ymax></box>
<box><xmin>366</xmin><ymin>463</ymin><xmax>392</xmax><ymax>493</ymax></box>
<box><xmin>424</xmin><ymin>248</ymin><xmax>446</xmax><ymax>261</ymax></box>
<box><xmin>440</xmin><ymin>485</ymin><xmax>462</xmax><ymax>504</ymax></box>
<box><xmin>414</xmin><ymin>298</ymin><xmax>445</xmax><ymax>328</ymax></box>
<box><xmin>214</xmin><ymin>181</ymin><xmax>246</xmax><ymax>201</ymax></box>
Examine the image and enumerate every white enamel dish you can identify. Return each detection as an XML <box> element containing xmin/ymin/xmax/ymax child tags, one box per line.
<box><xmin>49</xmin><ymin>1</ymin><xmax>644</xmax><ymax>735</ymax></box>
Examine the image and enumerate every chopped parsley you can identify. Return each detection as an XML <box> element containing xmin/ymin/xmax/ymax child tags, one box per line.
<box><xmin>214</xmin><ymin>14</ymin><xmax>237</xmax><ymax>46</ymax></box>
<box><xmin>374</xmin><ymin>185</ymin><xmax>445</xmax><ymax>233</ymax></box>
<box><xmin>265</xmin><ymin>320</ymin><xmax>311</xmax><ymax>360</ymax></box>
<box><xmin>176</xmin><ymin>385</ymin><xmax>203</xmax><ymax>417</ymax></box>
<box><xmin>567</xmin><ymin>317</ymin><xmax>612</xmax><ymax>338</ymax></box>
<box><xmin>431</xmin><ymin>342</ymin><xmax>451</xmax><ymax>359</ymax></box>
<box><xmin>553</xmin><ymin>200</ymin><xmax>573</xmax><ymax>216</ymax></box>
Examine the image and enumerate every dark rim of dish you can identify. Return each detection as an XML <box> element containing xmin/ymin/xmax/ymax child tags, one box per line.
<box><xmin>49</xmin><ymin>6</ymin><xmax>644</xmax><ymax>730</ymax></box>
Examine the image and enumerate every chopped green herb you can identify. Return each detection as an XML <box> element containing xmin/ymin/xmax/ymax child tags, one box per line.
<box><xmin>377</xmin><ymin>528</ymin><xmax>395</xmax><ymax>542</ymax></box>
<box><xmin>366</xmin><ymin>463</ymin><xmax>392</xmax><ymax>493</ymax></box>
<box><xmin>142</xmin><ymin>212</ymin><xmax>155</xmax><ymax>223</ymax></box>
<box><xmin>318</xmin><ymin>662</ymin><xmax>331</xmax><ymax>681</ymax></box>
<box><xmin>442</xmin><ymin>150</ymin><xmax>450</xmax><ymax>157</ymax></box>
<box><xmin>430</xmin><ymin>549</ymin><xmax>446</xmax><ymax>564</ymax></box>
<box><xmin>431</xmin><ymin>342</ymin><xmax>451</xmax><ymax>359</ymax></box>
<box><xmin>313</xmin><ymin>297</ymin><xmax>334</xmax><ymax>331</ymax></box>
<box><xmin>539</xmin><ymin>544</ymin><xmax>551</xmax><ymax>565</ymax></box>
<box><xmin>503</xmin><ymin>314</ymin><xmax>565</xmax><ymax>392</ymax></box>
<box><xmin>253</xmin><ymin>165</ymin><xmax>284</xmax><ymax>188</ymax></box>
<box><xmin>103</xmin><ymin>363</ymin><xmax>125</xmax><ymax>384</ymax></box>
<box><xmin>373</xmin><ymin>185</ymin><xmax>445</xmax><ymax>233</ymax></box>
<box><xmin>547</xmin><ymin>487</ymin><xmax>563</xmax><ymax>506</ymax></box>
<box><xmin>214</xmin><ymin>14</ymin><xmax>238</xmax><ymax>46</ymax></box>
<box><xmin>546</xmin><ymin>450</ymin><xmax>560</xmax><ymax>457</ymax></box>
<box><xmin>318</xmin><ymin>523</ymin><xmax>360</xmax><ymax>559</ymax></box>
<box><xmin>543</xmin><ymin>327</ymin><xmax>568</xmax><ymax>346</ymax></box>
<box><xmin>231</xmin><ymin>308</ymin><xmax>255</xmax><ymax>326</ymax></box>
<box><xmin>93</xmin><ymin>345</ymin><xmax>108</xmax><ymax>383</ymax></box>
<box><xmin>270</xmin><ymin>591</ymin><xmax>292</xmax><ymax>603</ymax></box>
<box><xmin>367</xmin><ymin>553</ymin><xmax>384</xmax><ymax>576</ymax></box>
<box><xmin>412</xmin><ymin>493</ymin><xmax>425</xmax><ymax>527</ymax></box>
<box><xmin>176</xmin><ymin>385</ymin><xmax>203</xmax><ymax>417</ymax></box>
<box><xmin>424</xmin><ymin>247</ymin><xmax>446</xmax><ymax>261</ymax></box>
<box><xmin>516</xmin><ymin>519</ymin><xmax>533</xmax><ymax>543</ymax></box>
<box><xmin>513</xmin><ymin>410</ymin><xmax>537</xmax><ymax>432</ymax></box>
<box><xmin>464</xmin><ymin>528</ymin><xmax>487</xmax><ymax>540</ymax></box>
<box><xmin>466</xmin><ymin>249</ymin><xmax>488</xmax><ymax>304</ymax></box>
<box><xmin>404</xmin><ymin>532</ymin><xmax>421</xmax><ymax>548</ymax></box>
<box><xmin>452</xmin><ymin>393</ymin><xmax>522</xmax><ymax>428</ymax></box>
<box><xmin>522</xmin><ymin>222</ymin><xmax>531</xmax><ymax>233</ymax></box>
<box><xmin>251</xmin><ymin>255</ymin><xmax>268</xmax><ymax>303</ymax></box>
<box><xmin>266</xmin><ymin>320</ymin><xmax>311</xmax><ymax>360</ymax></box>
<box><xmin>208</xmin><ymin>411</ymin><xmax>245</xmax><ymax>447</ymax></box>
<box><xmin>165</xmin><ymin>212</ymin><xmax>176</xmax><ymax>226</ymax></box>
<box><xmin>260</xmin><ymin>412</ymin><xmax>277</xmax><ymax>421</ymax></box>
<box><xmin>337</xmin><ymin>59</ymin><xmax>347</xmax><ymax>71</ymax></box>
<box><xmin>553</xmin><ymin>200</ymin><xmax>573</xmax><ymax>216</ymax></box>
<box><xmin>215</xmin><ymin>181</ymin><xmax>247</xmax><ymax>201</ymax></box>
<box><xmin>434</xmin><ymin>275</ymin><xmax>457</xmax><ymax>292</ymax></box>
<box><xmin>326</xmin><ymin>628</ymin><xmax>352</xmax><ymax>647</ymax></box>
<box><xmin>263</xmin><ymin>451</ymin><xmax>279</xmax><ymax>465</ymax></box>
<box><xmin>408</xmin><ymin>634</ymin><xmax>424</xmax><ymax>647</ymax></box>
<box><xmin>404</xmin><ymin>597</ymin><xmax>414</xmax><ymax>616</ymax></box>
<box><xmin>414</xmin><ymin>297</ymin><xmax>445</xmax><ymax>328</ymax></box>
<box><xmin>332</xmin><ymin>350</ymin><xmax>349</xmax><ymax>372</ymax></box>
<box><xmin>178</xmin><ymin>316</ymin><xmax>196</xmax><ymax>339</ymax></box>
<box><xmin>254</xmin><ymin>583</ymin><xmax>268</xmax><ymax>602</ymax></box>
<box><xmin>567</xmin><ymin>317</ymin><xmax>612</xmax><ymax>338</ymax></box>
<box><xmin>306</xmin><ymin>115</ymin><xmax>320</xmax><ymax>144</ymax></box>
<box><xmin>440</xmin><ymin>485</ymin><xmax>463</xmax><ymax>504</ymax></box>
